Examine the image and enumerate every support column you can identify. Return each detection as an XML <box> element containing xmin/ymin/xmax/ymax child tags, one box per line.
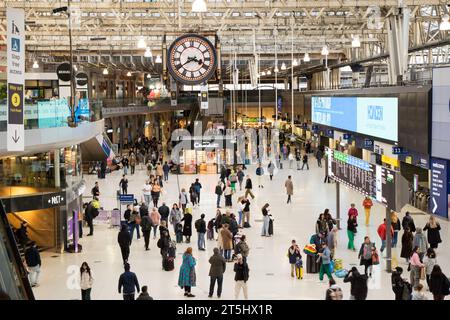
<box><xmin>54</xmin><ymin>149</ymin><xmax>61</xmax><ymax>188</ymax></box>
<box><xmin>336</xmin><ymin>181</ymin><xmax>341</xmax><ymax>229</ymax></box>
<box><xmin>387</xmin><ymin>7</ymin><xmax>410</xmax><ymax>85</ymax></box>
<box><xmin>385</xmin><ymin>208</ymin><xmax>393</xmax><ymax>273</ymax></box>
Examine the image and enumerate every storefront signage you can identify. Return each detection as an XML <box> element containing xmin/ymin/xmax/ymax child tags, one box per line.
<box><xmin>75</xmin><ymin>72</ymin><xmax>88</xmax><ymax>87</ymax></box>
<box><xmin>56</xmin><ymin>62</ymin><xmax>72</xmax><ymax>82</ymax></box>
<box><xmin>194</xmin><ymin>141</ymin><xmax>220</xmax><ymax>149</ymax></box>
<box><xmin>43</xmin><ymin>192</ymin><xmax>66</xmax><ymax>206</ymax></box>
<box><xmin>430</xmin><ymin>158</ymin><xmax>449</xmax><ymax>218</ymax></box>
<box><xmin>7</xmin><ymin>8</ymin><xmax>25</xmax><ymax>151</ymax></box>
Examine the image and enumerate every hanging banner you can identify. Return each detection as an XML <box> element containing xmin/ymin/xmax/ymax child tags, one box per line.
<box><xmin>7</xmin><ymin>8</ymin><xmax>25</xmax><ymax>151</ymax></box>
<box><xmin>430</xmin><ymin>158</ymin><xmax>450</xmax><ymax>218</ymax></box>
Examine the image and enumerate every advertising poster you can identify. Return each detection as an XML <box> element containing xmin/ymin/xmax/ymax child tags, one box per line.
<box><xmin>430</xmin><ymin>158</ymin><xmax>449</xmax><ymax>218</ymax></box>
<box><xmin>37</xmin><ymin>98</ymin><xmax>71</xmax><ymax>128</ymax></box>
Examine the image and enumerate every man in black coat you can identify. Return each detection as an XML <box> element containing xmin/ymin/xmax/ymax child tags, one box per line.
<box><xmin>84</xmin><ymin>202</ymin><xmax>95</xmax><ymax>236</ymax></box>
<box><xmin>158</xmin><ymin>202</ymin><xmax>170</xmax><ymax>224</ymax></box>
<box><xmin>244</xmin><ymin>176</ymin><xmax>255</xmax><ymax>199</ymax></box>
<box><xmin>208</xmin><ymin>248</ymin><xmax>226</xmax><ymax>298</ymax></box>
<box><xmin>195</xmin><ymin>214</ymin><xmax>207</xmax><ymax>251</ymax></box>
<box><xmin>118</xmin><ymin>263</ymin><xmax>140</xmax><ymax>300</ymax></box>
<box><xmin>118</xmin><ymin>224</ymin><xmax>132</xmax><ymax>263</ymax></box>
<box><xmin>25</xmin><ymin>241</ymin><xmax>41</xmax><ymax>287</ymax></box>
<box><xmin>343</xmin><ymin>267</ymin><xmax>368</xmax><ymax>300</ymax></box>
<box><xmin>401</xmin><ymin>211</ymin><xmax>416</xmax><ymax>232</ymax></box>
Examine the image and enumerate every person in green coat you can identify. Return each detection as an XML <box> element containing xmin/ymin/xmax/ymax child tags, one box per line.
<box><xmin>178</xmin><ymin>247</ymin><xmax>196</xmax><ymax>297</ymax></box>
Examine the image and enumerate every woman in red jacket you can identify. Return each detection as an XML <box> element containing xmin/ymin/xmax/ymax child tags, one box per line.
<box><xmin>377</xmin><ymin>218</ymin><xmax>394</xmax><ymax>253</ymax></box>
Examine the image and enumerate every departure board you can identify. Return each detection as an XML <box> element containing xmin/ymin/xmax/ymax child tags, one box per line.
<box><xmin>327</xmin><ymin>148</ymin><xmax>396</xmax><ymax>209</ymax></box>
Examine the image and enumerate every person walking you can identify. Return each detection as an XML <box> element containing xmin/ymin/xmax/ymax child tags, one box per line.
<box><xmin>413</xmin><ymin>227</ymin><xmax>428</xmax><ymax>261</ymax></box>
<box><xmin>215</xmin><ymin>181</ymin><xmax>223</xmax><ymax>208</ymax></box>
<box><xmin>288</xmin><ymin>152</ymin><xmax>294</xmax><ymax>169</ymax></box>
<box><xmin>402</xmin><ymin>211</ymin><xmax>416</xmax><ymax>232</ymax></box>
<box><xmin>234</xmin><ymin>254</ymin><xmax>250</xmax><ymax>300</ymax></box>
<box><xmin>229</xmin><ymin>170</ymin><xmax>238</xmax><ymax>192</ymax></box>
<box><xmin>318</xmin><ymin>242</ymin><xmax>333</xmax><ymax>282</ymax></box>
<box><xmin>327</xmin><ymin>228</ymin><xmax>338</xmax><ymax>259</ymax></box>
<box><xmin>118</xmin><ymin>224</ymin><xmax>132</xmax><ymax>263</ymax></box>
<box><xmin>181</xmin><ymin>209</ymin><xmax>193</xmax><ymax>243</ymax></box>
<box><xmin>151</xmin><ymin>181</ymin><xmax>162</xmax><ymax>208</ymax></box>
<box><xmin>424</xmin><ymin>248</ymin><xmax>437</xmax><ymax>289</ymax></box>
<box><xmin>316</xmin><ymin>148</ymin><xmax>323</xmax><ymax>168</ymax></box>
<box><xmin>325</xmin><ymin>279</ymin><xmax>343</xmax><ymax>300</ymax></box>
<box><xmin>163</xmin><ymin>161</ymin><xmax>170</xmax><ymax>182</ymax></box>
<box><xmin>235</xmin><ymin>235</ymin><xmax>250</xmax><ymax>262</ymax></box>
<box><xmin>158</xmin><ymin>202</ymin><xmax>170</xmax><ymax>225</ymax></box>
<box><xmin>195</xmin><ymin>214</ymin><xmax>207</xmax><ymax>251</ymax></box>
<box><xmin>136</xmin><ymin>286</ymin><xmax>154</xmax><ymax>300</ymax></box>
<box><xmin>156</xmin><ymin>162</ymin><xmax>163</xmax><ymax>180</ymax></box>
<box><xmin>285</xmin><ymin>175</ymin><xmax>294</xmax><ymax>204</ymax></box>
<box><xmin>178</xmin><ymin>247</ymin><xmax>197</xmax><ymax>297</ymax></box>
<box><xmin>358</xmin><ymin>236</ymin><xmax>376</xmax><ymax>277</ymax></box>
<box><xmin>261</xmin><ymin>203</ymin><xmax>271</xmax><ymax>237</ymax></box>
<box><xmin>224</xmin><ymin>182</ymin><xmax>233</xmax><ymax>209</ymax></box>
<box><xmin>119</xmin><ymin>174</ymin><xmax>128</xmax><ymax>194</ymax></box>
<box><xmin>267</xmin><ymin>161</ymin><xmax>275</xmax><ymax>181</ymax></box>
<box><xmin>140</xmin><ymin>213</ymin><xmax>152</xmax><ymax>251</ymax></box>
<box><xmin>237</xmin><ymin>168</ymin><xmax>245</xmax><ymax>191</ymax></box>
<box><xmin>208</xmin><ymin>248</ymin><xmax>226</xmax><ymax>298</ymax></box>
<box><xmin>142</xmin><ymin>180</ymin><xmax>152</xmax><ymax>207</ymax></box>
<box><xmin>347</xmin><ymin>215</ymin><xmax>357</xmax><ymax>251</ymax></box>
<box><xmin>377</xmin><ymin>218</ymin><xmax>394</xmax><ymax>254</ymax></box>
<box><xmin>128</xmin><ymin>207</ymin><xmax>141</xmax><ymax>241</ymax></box>
<box><xmin>429</xmin><ymin>265</ymin><xmax>450</xmax><ymax>300</ymax></box>
<box><xmin>121</xmin><ymin>156</ymin><xmax>129</xmax><ymax>175</ymax></box>
<box><xmin>391</xmin><ymin>211</ymin><xmax>401</xmax><ymax>248</ymax></box>
<box><xmin>316</xmin><ymin>213</ymin><xmax>328</xmax><ymax>236</ymax></box>
<box><xmin>220</xmin><ymin>224</ymin><xmax>233</xmax><ymax>262</ymax></box>
<box><xmin>401</xmin><ymin>228</ymin><xmax>414</xmax><ymax>263</ymax></box>
<box><xmin>242</xmin><ymin>197</ymin><xmax>251</xmax><ymax>228</ymax></box>
<box><xmin>343</xmin><ymin>267</ymin><xmax>368</xmax><ymax>300</ymax></box>
<box><xmin>24</xmin><ymin>241</ymin><xmax>41</xmax><ymax>287</ymax></box>
<box><xmin>169</xmin><ymin>203</ymin><xmax>182</xmax><ymax>234</ymax></box>
<box><xmin>362</xmin><ymin>196</ymin><xmax>373</xmax><ymax>226</ymax></box>
<box><xmin>179</xmin><ymin>188</ymin><xmax>189</xmax><ymax>213</ymax></box>
<box><xmin>391</xmin><ymin>267</ymin><xmax>412</xmax><ymax>300</ymax></box>
<box><xmin>193</xmin><ymin>179</ymin><xmax>203</xmax><ymax>204</ymax></box>
<box><xmin>300</xmin><ymin>152</ymin><xmax>309</xmax><ymax>170</ymax></box>
<box><xmin>423</xmin><ymin>216</ymin><xmax>442</xmax><ymax>249</ymax></box>
<box><xmin>129</xmin><ymin>152</ymin><xmax>137</xmax><ymax>175</ymax></box>
<box><xmin>244</xmin><ymin>175</ymin><xmax>255</xmax><ymax>199</ymax></box>
<box><xmin>118</xmin><ymin>263</ymin><xmax>140</xmax><ymax>300</ymax></box>
<box><xmin>409</xmin><ymin>246</ymin><xmax>425</xmax><ymax>288</ymax></box>
<box><xmin>91</xmin><ymin>181</ymin><xmax>100</xmax><ymax>198</ymax></box>
<box><xmin>256</xmin><ymin>163</ymin><xmax>264</xmax><ymax>188</ymax></box>
<box><xmin>150</xmin><ymin>207</ymin><xmax>161</xmax><ymax>240</ymax></box>
<box><xmin>347</xmin><ymin>203</ymin><xmax>358</xmax><ymax>222</ymax></box>
<box><xmin>80</xmin><ymin>262</ymin><xmax>93</xmax><ymax>300</ymax></box>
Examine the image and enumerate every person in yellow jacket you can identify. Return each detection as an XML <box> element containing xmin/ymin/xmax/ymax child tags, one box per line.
<box><xmin>362</xmin><ymin>196</ymin><xmax>373</xmax><ymax>226</ymax></box>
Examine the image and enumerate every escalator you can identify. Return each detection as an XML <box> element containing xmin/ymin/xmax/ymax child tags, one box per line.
<box><xmin>0</xmin><ymin>201</ymin><xmax>34</xmax><ymax>300</ymax></box>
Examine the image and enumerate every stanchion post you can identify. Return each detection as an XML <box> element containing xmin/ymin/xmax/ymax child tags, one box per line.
<box><xmin>336</xmin><ymin>181</ymin><xmax>341</xmax><ymax>230</ymax></box>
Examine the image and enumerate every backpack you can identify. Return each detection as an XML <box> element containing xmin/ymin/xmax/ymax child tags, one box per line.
<box><xmin>195</xmin><ymin>219</ymin><xmax>202</xmax><ymax>231</ymax></box>
<box><xmin>157</xmin><ymin>238</ymin><xmax>163</xmax><ymax>249</ymax></box>
<box><xmin>328</xmin><ymin>287</ymin><xmax>343</xmax><ymax>300</ymax></box>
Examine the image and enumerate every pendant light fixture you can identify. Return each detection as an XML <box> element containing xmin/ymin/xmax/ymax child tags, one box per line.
<box><xmin>440</xmin><ymin>14</ymin><xmax>450</xmax><ymax>31</ymax></box>
<box><xmin>155</xmin><ymin>55</ymin><xmax>162</xmax><ymax>63</ymax></box>
<box><xmin>137</xmin><ymin>37</ymin><xmax>146</xmax><ymax>49</ymax></box>
<box><xmin>102</xmin><ymin>68</ymin><xmax>109</xmax><ymax>75</ymax></box>
<box><xmin>266</xmin><ymin>69</ymin><xmax>271</xmax><ymax>75</ymax></box>
<box><xmin>32</xmin><ymin>60</ymin><xmax>39</xmax><ymax>69</ymax></box>
<box><xmin>321</xmin><ymin>45</ymin><xmax>329</xmax><ymax>56</ymax></box>
<box><xmin>280</xmin><ymin>62</ymin><xmax>286</xmax><ymax>70</ymax></box>
<box><xmin>127</xmin><ymin>71</ymin><xmax>132</xmax><ymax>77</ymax></box>
<box><xmin>351</xmin><ymin>35</ymin><xmax>361</xmax><ymax>48</ymax></box>
<box><xmin>292</xmin><ymin>58</ymin><xmax>299</xmax><ymax>66</ymax></box>
<box><xmin>303</xmin><ymin>52</ymin><xmax>310</xmax><ymax>62</ymax></box>
<box><xmin>192</xmin><ymin>0</ymin><xmax>207</xmax><ymax>13</ymax></box>
<box><xmin>144</xmin><ymin>47</ymin><xmax>152</xmax><ymax>58</ymax></box>
<box><xmin>261</xmin><ymin>71</ymin><xmax>266</xmax><ymax>76</ymax></box>
<box><xmin>146</xmin><ymin>74</ymin><xmax>151</xmax><ymax>79</ymax></box>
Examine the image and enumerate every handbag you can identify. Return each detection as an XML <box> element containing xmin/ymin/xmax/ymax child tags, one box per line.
<box><xmin>420</xmin><ymin>267</ymin><xmax>426</xmax><ymax>281</ymax></box>
<box><xmin>371</xmin><ymin>250</ymin><xmax>380</xmax><ymax>265</ymax></box>
<box><xmin>303</xmin><ymin>244</ymin><xmax>317</xmax><ymax>256</ymax></box>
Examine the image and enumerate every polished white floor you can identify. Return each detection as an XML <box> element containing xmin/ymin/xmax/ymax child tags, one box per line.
<box><xmin>33</xmin><ymin>160</ymin><xmax>450</xmax><ymax>300</ymax></box>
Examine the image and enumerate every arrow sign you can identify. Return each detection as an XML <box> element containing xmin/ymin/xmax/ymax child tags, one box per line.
<box><xmin>12</xmin><ymin>129</ymin><xmax>20</xmax><ymax>143</ymax></box>
<box><xmin>432</xmin><ymin>196</ymin><xmax>438</xmax><ymax>214</ymax></box>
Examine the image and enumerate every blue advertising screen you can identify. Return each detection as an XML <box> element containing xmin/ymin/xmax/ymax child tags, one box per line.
<box><xmin>37</xmin><ymin>98</ymin><xmax>71</xmax><ymax>128</ymax></box>
<box><xmin>312</xmin><ymin>96</ymin><xmax>398</xmax><ymax>141</ymax></box>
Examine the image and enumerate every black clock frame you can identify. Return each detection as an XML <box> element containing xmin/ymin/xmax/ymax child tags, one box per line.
<box><xmin>167</xmin><ymin>33</ymin><xmax>217</xmax><ymax>85</ymax></box>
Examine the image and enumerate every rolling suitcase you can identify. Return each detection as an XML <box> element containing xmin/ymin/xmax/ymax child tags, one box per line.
<box><xmin>168</xmin><ymin>241</ymin><xmax>176</xmax><ymax>258</ymax></box>
<box><xmin>295</xmin><ymin>266</ymin><xmax>303</xmax><ymax>279</ymax></box>
<box><xmin>268</xmin><ymin>218</ymin><xmax>273</xmax><ymax>235</ymax></box>
<box><xmin>163</xmin><ymin>257</ymin><xmax>174</xmax><ymax>271</ymax></box>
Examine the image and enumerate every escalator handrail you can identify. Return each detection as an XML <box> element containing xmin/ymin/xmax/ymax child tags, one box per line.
<box><xmin>0</xmin><ymin>201</ymin><xmax>35</xmax><ymax>300</ymax></box>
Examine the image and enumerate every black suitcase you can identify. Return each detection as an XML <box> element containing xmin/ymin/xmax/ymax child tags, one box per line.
<box><xmin>268</xmin><ymin>219</ymin><xmax>273</xmax><ymax>235</ymax></box>
<box><xmin>163</xmin><ymin>257</ymin><xmax>174</xmax><ymax>271</ymax></box>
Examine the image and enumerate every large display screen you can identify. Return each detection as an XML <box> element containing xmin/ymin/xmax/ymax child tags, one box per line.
<box><xmin>326</xmin><ymin>148</ymin><xmax>396</xmax><ymax>209</ymax></box>
<box><xmin>312</xmin><ymin>96</ymin><xmax>398</xmax><ymax>141</ymax></box>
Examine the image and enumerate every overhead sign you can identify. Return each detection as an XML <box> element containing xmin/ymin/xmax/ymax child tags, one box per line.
<box><xmin>430</xmin><ymin>158</ymin><xmax>449</xmax><ymax>218</ymax></box>
<box><xmin>364</xmin><ymin>139</ymin><xmax>374</xmax><ymax>149</ymax></box>
<box><xmin>343</xmin><ymin>133</ymin><xmax>352</xmax><ymax>140</ymax></box>
<box><xmin>119</xmin><ymin>194</ymin><xmax>135</xmax><ymax>203</ymax></box>
<box><xmin>43</xmin><ymin>192</ymin><xmax>66</xmax><ymax>207</ymax></box>
<box><xmin>75</xmin><ymin>72</ymin><xmax>88</xmax><ymax>87</ymax></box>
<box><xmin>56</xmin><ymin>62</ymin><xmax>72</xmax><ymax>82</ymax></box>
<box><xmin>7</xmin><ymin>8</ymin><xmax>25</xmax><ymax>151</ymax></box>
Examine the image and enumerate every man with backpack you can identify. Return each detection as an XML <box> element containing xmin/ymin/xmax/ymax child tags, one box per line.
<box><xmin>84</xmin><ymin>197</ymin><xmax>100</xmax><ymax>236</ymax></box>
<box><xmin>140</xmin><ymin>213</ymin><xmax>153</xmax><ymax>251</ymax></box>
<box><xmin>325</xmin><ymin>279</ymin><xmax>343</xmax><ymax>300</ymax></box>
<box><xmin>193</xmin><ymin>179</ymin><xmax>203</xmax><ymax>204</ymax></box>
<box><xmin>195</xmin><ymin>214</ymin><xmax>207</xmax><ymax>251</ymax></box>
<box><xmin>255</xmin><ymin>164</ymin><xmax>264</xmax><ymax>188</ymax></box>
<box><xmin>215</xmin><ymin>181</ymin><xmax>223</xmax><ymax>208</ymax></box>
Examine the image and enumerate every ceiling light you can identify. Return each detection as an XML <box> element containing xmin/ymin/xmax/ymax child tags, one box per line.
<box><xmin>192</xmin><ymin>0</ymin><xmax>207</xmax><ymax>13</ymax></box>
<box><xmin>32</xmin><ymin>60</ymin><xmax>39</xmax><ymax>69</ymax></box>
<box><xmin>351</xmin><ymin>35</ymin><xmax>361</xmax><ymax>48</ymax></box>
<box><xmin>303</xmin><ymin>52</ymin><xmax>310</xmax><ymax>62</ymax></box>
<box><xmin>155</xmin><ymin>55</ymin><xmax>162</xmax><ymax>63</ymax></box>
<box><xmin>274</xmin><ymin>65</ymin><xmax>279</xmax><ymax>73</ymax></box>
<box><xmin>281</xmin><ymin>62</ymin><xmax>287</xmax><ymax>70</ymax></box>
<box><xmin>127</xmin><ymin>71</ymin><xmax>132</xmax><ymax>77</ymax></box>
<box><xmin>440</xmin><ymin>14</ymin><xmax>450</xmax><ymax>31</ymax></box>
<box><xmin>144</xmin><ymin>47</ymin><xmax>152</xmax><ymax>58</ymax></box>
<box><xmin>146</xmin><ymin>74</ymin><xmax>151</xmax><ymax>79</ymax></box>
<box><xmin>73</xmin><ymin>65</ymin><xmax>78</xmax><ymax>72</ymax></box>
<box><xmin>137</xmin><ymin>36</ymin><xmax>147</xmax><ymax>49</ymax></box>
<box><xmin>261</xmin><ymin>71</ymin><xmax>266</xmax><ymax>76</ymax></box>
<box><xmin>102</xmin><ymin>68</ymin><xmax>108</xmax><ymax>75</ymax></box>
<box><xmin>321</xmin><ymin>45</ymin><xmax>329</xmax><ymax>56</ymax></box>
<box><xmin>292</xmin><ymin>58</ymin><xmax>299</xmax><ymax>66</ymax></box>
<box><xmin>266</xmin><ymin>70</ymin><xmax>271</xmax><ymax>75</ymax></box>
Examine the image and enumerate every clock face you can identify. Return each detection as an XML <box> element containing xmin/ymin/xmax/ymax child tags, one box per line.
<box><xmin>167</xmin><ymin>34</ymin><xmax>217</xmax><ymax>85</ymax></box>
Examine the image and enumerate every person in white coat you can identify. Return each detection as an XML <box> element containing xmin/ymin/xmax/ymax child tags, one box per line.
<box><xmin>80</xmin><ymin>262</ymin><xmax>94</xmax><ymax>300</ymax></box>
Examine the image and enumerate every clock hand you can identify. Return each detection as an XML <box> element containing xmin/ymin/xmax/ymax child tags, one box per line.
<box><xmin>181</xmin><ymin>57</ymin><xmax>195</xmax><ymax>67</ymax></box>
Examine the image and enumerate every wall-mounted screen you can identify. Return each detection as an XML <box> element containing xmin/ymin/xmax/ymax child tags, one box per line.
<box><xmin>312</xmin><ymin>96</ymin><xmax>398</xmax><ymax>141</ymax></box>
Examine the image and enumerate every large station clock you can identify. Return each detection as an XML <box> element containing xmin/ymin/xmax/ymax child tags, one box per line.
<box><xmin>167</xmin><ymin>34</ymin><xmax>217</xmax><ymax>85</ymax></box>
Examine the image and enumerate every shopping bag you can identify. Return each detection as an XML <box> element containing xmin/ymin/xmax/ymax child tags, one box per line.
<box><xmin>372</xmin><ymin>250</ymin><xmax>380</xmax><ymax>265</ymax></box>
<box><xmin>420</xmin><ymin>267</ymin><xmax>426</xmax><ymax>281</ymax></box>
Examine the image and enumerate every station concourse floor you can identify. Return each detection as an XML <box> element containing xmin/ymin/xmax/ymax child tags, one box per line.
<box><xmin>34</xmin><ymin>160</ymin><xmax>450</xmax><ymax>300</ymax></box>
